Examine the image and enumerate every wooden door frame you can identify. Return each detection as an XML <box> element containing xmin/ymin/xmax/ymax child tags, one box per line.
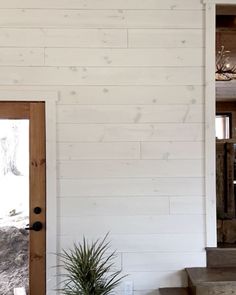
<box><xmin>0</xmin><ymin>91</ymin><xmax>58</xmax><ymax>294</ymax></box>
<box><xmin>203</xmin><ymin>0</ymin><xmax>236</xmax><ymax>247</ymax></box>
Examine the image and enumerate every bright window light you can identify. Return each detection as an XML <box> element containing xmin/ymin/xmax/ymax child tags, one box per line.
<box><xmin>215</xmin><ymin>114</ymin><xmax>230</xmax><ymax>139</ymax></box>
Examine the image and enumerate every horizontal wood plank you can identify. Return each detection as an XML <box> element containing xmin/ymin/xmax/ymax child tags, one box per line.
<box><xmin>0</xmin><ymin>85</ymin><xmax>203</xmax><ymax>105</ymax></box>
<box><xmin>58</xmin><ymin>142</ymin><xmax>140</xmax><ymax>160</ymax></box>
<box><xmin>141</xmin><ymin>142</ymin><xmax>204</xmax><ymax>159</ymax></box>
<box><xmin>58</xmin><ymin>177</ymin><xmax>205</xmax><ymax>197</ymax></box>
<box><xmin>59</xmin><ymin>196</ymin><xmax>170</xmax><ymax>216</ymax></box>
<box><xmin>57</xmin><ymin>123</ymin><xmax>204</xmax><ymax>142</ymax></box>
<box><xmin>129</xmin><ymin>29</ymin><xmax>203</xmax><ymax>48</ymax></box>
<box><xmin>58</xmin><ymin>159</ymin><xmax>204</xmax><ymax>178</ymax></box>
<box><xmin>60</xmin><ymin>233</ymin><xmax>205</xmax><ymax>253</ymax></box>
<box><xmin>0</xmin><ymin>48</ymin><xmax>44</xmax><ymax>65</ymax></box>
<box><xmin>45</xmin><ymin>48</ymin><xmax>204</xmax><ymax>67</ymax></box>
<box><xmin>0</xmin><ymin>28</ymin><xmax>127</xmax><ymax>47</ymax></box>
<box><xmin>0</xmin><ymin>0</ymin><xmax>203</xmax><ymax>9</ymax></box>
<box><xmin>123</xmin><ymin>252</ymin><xmax>206</xmax><ymax>271</ymax></box>
<box><xmin>170</xmin><ymin>196</ymin><xmax>205</xmax><ymax>214</ymax></box>
<box><xmin>57</xmin><ymin>85</ymin><xmax>204</xmax><ymax>105</ymax></box>
<box><xmin>60</xmin><ymin>214</ymin><xmax>205</xmax><ymax>235</ymax></box>
<box><xmin>131</xmin><ymin>272</ymin><xmax>186</xmax><ymax>291</ymax></box>
<box><xmin>0</xmin><ymin>66</ymin><xmax>204</xmax><ymax>86</ymax></box>
<box><xmin>0</xmin><ymin>89</ymin><xmax>57</xmax><ymax>101</ymax></box>
<box><xmin>0</xmin><ymin>10</ymin><xmax>204</xmax><ymax>29</ymax></box>
<box><xmin>57</xmin><ymin>105</ymin><xmax>204</xmax><ymax>124</ymax></box>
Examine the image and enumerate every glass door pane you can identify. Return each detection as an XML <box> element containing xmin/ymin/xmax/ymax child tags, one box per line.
<box><xmin>0</xmin><ymin>120</ymin><xmax>29</xmax><ymax>295</ymax></box>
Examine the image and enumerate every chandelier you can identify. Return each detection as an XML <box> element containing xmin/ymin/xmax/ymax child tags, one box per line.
<box><xmin>216</xmin><ymin>46</ymin><xmax>236</xmax><ymax>81</ymax></box>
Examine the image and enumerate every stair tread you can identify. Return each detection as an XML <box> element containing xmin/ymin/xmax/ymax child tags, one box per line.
<box><xmin>186</xmin><ymin>267</ymin><xmax>236</xmax><ymax>285</ymax></box>
<box><xmin>206</xmin><ymin>247</ymin><xmax>236</xmax><ymax>251</ymax></box>
<box><xmin>159</xmin><ymin>287</ymin><xmax>189</xmax><ymax>295</ymax></box>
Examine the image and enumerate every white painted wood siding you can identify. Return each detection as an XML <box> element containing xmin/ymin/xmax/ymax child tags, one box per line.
<box><xmin>0</xmin><ymin>0</ymin><xmax>205</xmax><ymax>294</ymax></box>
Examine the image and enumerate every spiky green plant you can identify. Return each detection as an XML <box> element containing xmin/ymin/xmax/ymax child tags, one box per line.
<box><xmin>58</xmin><ymin>234</ymin><xmax>126</xmax><ymax>295</ymax></box>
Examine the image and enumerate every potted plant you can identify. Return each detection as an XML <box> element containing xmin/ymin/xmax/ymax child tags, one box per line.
<box><xmin>57</xmin><ymin>234</ymin><xmax>126</xmax><ymax>295</ymax></box>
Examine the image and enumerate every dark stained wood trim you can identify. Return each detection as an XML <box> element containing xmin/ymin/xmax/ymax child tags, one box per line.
<box><xmin>29</xmin><ymin>102</ymin><xmax>46</xmax><ymax>295</ymax></box>
<box><xmin>0</xmin><ymin>101</ymin><xmax>46</xmax><ymax>295</ymax></box>
<box><xmin>0</xmin><ymin>102</ymin><xmax>30</xmax><ymax>119</ymax></box>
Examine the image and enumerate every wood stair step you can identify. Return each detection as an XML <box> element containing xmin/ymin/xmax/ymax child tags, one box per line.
<box><xmin>206</xmin><ymin>247</ymin><xmax>236</xmax><ymax>268</ymax></box>
<box><xmin>186</xmin><ymin>267</ymin><xmax>236</xmax><ymax>284</ymax></box>
<box><xmin>159</xmin><ymin>288</ymin><xmax>189</xmax><ymax>295</ymax></box>
<box><xmin>186</xmin><ymin>267</ymin><xmax>236</xmax><ymax>295</ymax></box>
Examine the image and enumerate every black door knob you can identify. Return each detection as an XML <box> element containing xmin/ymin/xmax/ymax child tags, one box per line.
<box><xmin>34</xmin><ymin>207</ymin><xmax>42</xmax><ymax>214</ymax></box>
<box><xmin>25</xmin><ymin>221</ymin><xmax>43</xmax><ymax>231</ymax></box>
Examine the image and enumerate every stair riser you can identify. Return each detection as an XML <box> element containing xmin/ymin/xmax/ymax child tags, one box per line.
<box><xmin>159</xmin><ymin>288</ymin><xmax>189</xmax><ymax>295</ymax></box>
<box><xmin>196</xmin><ymin>285</ymin><xmax>236</xmax><ymax>295</ymax></box>
<box><xmin>207</xmin><ymin>248</ymin><xmax>236</xmax><ymax>268</ymax></box>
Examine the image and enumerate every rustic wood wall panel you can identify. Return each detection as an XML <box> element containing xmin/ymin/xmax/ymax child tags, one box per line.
<box><xmin>0</xmin><ymin>0</ymin><xmax>205</xmax><ymax>293</ymax></box>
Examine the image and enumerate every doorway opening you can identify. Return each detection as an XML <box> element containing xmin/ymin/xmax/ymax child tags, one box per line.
<box><xmin>215</xmin><ymin>5</ymin><xmax>236</xmax><ymax>246</ymax></box>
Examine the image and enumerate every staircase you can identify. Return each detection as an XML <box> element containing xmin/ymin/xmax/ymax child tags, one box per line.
<box><xmin>159</xmin><ymin>247</ymin><xmax>236</xmax><ymax>295</ymax></box>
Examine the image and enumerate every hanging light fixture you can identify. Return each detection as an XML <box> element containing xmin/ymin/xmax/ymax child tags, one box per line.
<box><xmin>216</xmin><ymin>46</ymin><xmax>236</xmax><ymax>81</ymax></box>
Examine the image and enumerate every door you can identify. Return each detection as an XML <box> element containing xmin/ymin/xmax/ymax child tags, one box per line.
<box><xmin>0</xmin><ymin>101</ymin><xmax>46</xmax><ymax>295</ymax></box>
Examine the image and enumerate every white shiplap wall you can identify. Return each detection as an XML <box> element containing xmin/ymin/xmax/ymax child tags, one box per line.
<box><xmin>0</xmin><ymin>0</ymin><xmax>206</xmax><ymax>294</ymax></box>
